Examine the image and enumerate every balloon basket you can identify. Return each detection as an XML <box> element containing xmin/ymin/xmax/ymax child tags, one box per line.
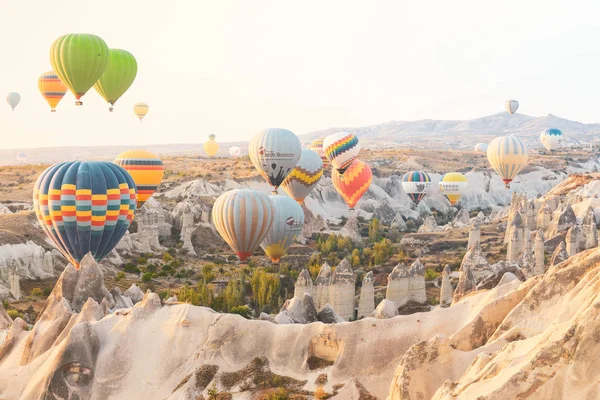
<box><xmin>75</xmin><ymin>101</ymin><xmax>83</xmax><ymax>106</ymax></box>
<box><xmin>50</xmin><ymin>109</ymin><xmax>56</xmax><ymax>113</ymax></box>
<box><xmin>109</xmin><ymin>107</ymin><xmax>114</xmax><ymax>112</ymax></box>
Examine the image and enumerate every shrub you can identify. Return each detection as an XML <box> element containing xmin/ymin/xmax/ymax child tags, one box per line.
<box><xmin>141</xmin><ymin>272</ymin><xmax>153</xmax><ymax>283</ymax></box>
<box><xmin>43</xmin><ymin>287</ymin><xmax>53</xmax><ymax>296</ymax></box>
<box><xmin>424</xmin><ymin>268</ymin><xmax>440</xmax><ymax>281</ymax></box>
<box><xmin>7</xmin><ymin>309</ymin><xmax>24</xmax><ymax>320</ymax></box>
<box><xmin>115</xmin><ymin>271</ymin><xmax>126</xmax><ymax>281</ymax></box>
<box><xmin>136</xmin><ymin>257</ymin><xmax>147</xmax><ymax>265</ymax></box>
<box><xmin>123</xmin><ymin>263</ymin><xmax>140</xmax><ymax>274</ymax></box>
<box><xmin>230</xmin><ymin>305</ymin><xmax>252</xmax><ymax>319</ymax></box>
<box><xmin>31</xmin><ymin>288</ymin><xmax>43</xmax><ymax>297</ymax></box>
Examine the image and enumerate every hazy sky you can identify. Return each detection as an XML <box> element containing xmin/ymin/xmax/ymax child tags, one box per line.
<box><xmin>1</xmin><ymin>0</ymin><xmax>599</xmax><ymax>149</ymax></box>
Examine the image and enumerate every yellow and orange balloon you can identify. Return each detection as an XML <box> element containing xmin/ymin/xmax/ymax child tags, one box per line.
<box><xmin>113</xmin><ymin>150</ymin><xmax>164</xmax><ymax>208</ymax></box>
<box><xmin>332</xmin><ymin>159</ymin><xmax>372</xmax><ymax>209</ymax></box>
<box><xmin>38</xmin><ymin>71</ymin><xmax>67</xmax><ymax>112</ymax></box>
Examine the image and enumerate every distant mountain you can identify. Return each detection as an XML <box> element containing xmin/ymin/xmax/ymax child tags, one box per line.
<box><xmin>300</xmin><ymin>112</ymin><xmax>600</xmax><ymax>149</ymax></box>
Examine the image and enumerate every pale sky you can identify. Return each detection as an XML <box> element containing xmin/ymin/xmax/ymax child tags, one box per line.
<box><xmin>1</xmin><ymin>0</ymin><xmax>599</xmax><ymax>149</ymax></box>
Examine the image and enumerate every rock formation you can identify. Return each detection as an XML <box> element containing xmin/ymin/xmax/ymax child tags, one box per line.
<box><xmin>279</xmin><ymin>293</ymin><xmax>318</xmax><ymax>324</ymax></box>
<box><xmin>391</xmin><ymin>213</ymin><xmax>407</xmax><ymax>232</ymax></box>
<box><xmin>439</xmin><ymin>265</ymin><xmax>453</xmax><ymax>307</ymax></box>
<box><xmin>565</xmin><ymin>226</ymin><xmax>579</xmax><ymax>257</ymax></box>
<box><xmin>8</xmin><ymin>266</ymin><xmax>19</xmax><ymax>300</ymax></box>
<box><xmin>582</xmin><ymin>206</ymin><xmax>598</xmax><ymax>250</ymax></box>
<box><xmin>518</xmin><ymin>246</ymin><xmax>536</xmax><ymax>279</ymax></box>
<box><xmin>407</xmin><ymin>259</ymin><xmax>426</xmax><ymax>304</ymax></box>
<box><xmin>294</xmin><ymin>269</ymin><xmax>314</xmax><ymax>299</ymax></box>
<box><xmin>338</xmin><ymin>213</ymin><xmax>364</xmax><ymax>244</ymax></box>
<box><xmin>507</xmin><ymin>228</ymin><xmax>520</xmax><ymax>262</ymax></box>
<box><xmin>357</xmin><ymin>271</ymin><xmax>374</xmax><ymax>319</ymax></box>
<box><xmin>550</xmin><ymin>241</ymin><xmax>569</xmax><ymax>267</ymax></box>
<box><xmin>460</xmin><ymin>242</ymin><xmax>489</xmax><ymax>277</ymax></box>
<box><xmin>329</xmin><ymin>259</ymin><xmax>355</xmax><ymax>321</ymax></box>
<box><xmin>386</xmin><ymin>263</ymin><xmax>410</xmax><ymax>307</ymax></box>
<box><xmin>315</xmin><ymin>262</ymin><xmax>332</xmax><ymax>310</ymax></box>
<box><xmin>546</xmin><ymin>204</ymin><xmax>577</xmax><ymax>238</ymax></box>
<box><xmin>537</xmin><ymin>202</ymin><xmax>553</xmax><ymax>232</ymax></box>
<box><xmin>534</xmin><ymin>230</ymin><xmax>545</xmax><ymax>275</ymax></box>
<box><xmin>467</xmin><ymin>221</ymin><xmax>480</xmax><ymax>250</ymax></box>
<box><xmin>453</xmin><ymin>263</ymin><xmax>476</xmax><ymax>304</ymax></box>
<box><xmin>301</xmin><ymin>204</ymin><xmax>328</xmax><ymax>239</ymax></box>
<box><xmin>370</xmin><ymin>299</ymin><xmax>398</xmax><ymax>319</ymax></box>
<box><xmin>418</xmin><ymin>216</ymin><xmax>442</xmax><ymax>233</ymax></box>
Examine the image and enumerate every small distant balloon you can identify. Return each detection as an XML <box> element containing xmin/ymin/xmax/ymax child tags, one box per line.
<box><xmin>229</xmin><ymin>146</ymin><xmax>241</xmax><ymax>158</ymax></box>
<box><xmin>204</xmin><ymin>135</ymin><xmax>219</xmax><ymax>157</ymax></box>
<box><xmin>540</xmin><ymin>128</ymin><xmax>563</xmax><ymax>151</ymax></box>
<box><xmin>133</xmin><ymin>102</ymin><xmax>149</xmax><ymax>121</ymax></box>
<box><xmin>474</xmin><ymin>143</ymin><xmax>488</xmax><ymax>152</ymax></box>
<box><xmin>6</xmin><ymin>92</ymin><xmax>20</xmax><ymax>111</ymax></box>
<box><xmin>505</xmin><ymin>99</ymin><xmax>519</xmax><ymax>115</ymax></box>
<box><xmin>16</xmin><ymin>153</ymin><xmax>27</xmax><ymax>162</ymax></box>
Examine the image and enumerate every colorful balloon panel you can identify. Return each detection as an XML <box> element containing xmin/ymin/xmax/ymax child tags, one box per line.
<box><xmin>309</xmin><ymin>138</ymin><xmax>330</xmax><ymax>168</ymax></box>
<box><xmin>32</xmin><ymin>161</ymin><xmax>137</xmax><ymax>268</ymax></box>
<box><xmin>93</xmin><ymin>49</ymin><xmax>138</xmax><ymax>111</ymax></box>
<box><xmin>505</xmin><ymin>99</ymin><xmax>519</xmax><ymax>115</ymax></box>
<box><xmin>401</xmin><ymin>171</ymin><xmax>432</xmax><ymax>205</ymax></box>
<box><xmin>38</xmin><ymin>71</ymin><xmax>67</xmax><ymax>112</ymax></box>
<box><xmin>50</xmin><ymin>34</ymin><xmax>109</xmax><ymax>105</ymax></box>
<box><xmin>212</xmin><ymin>189</ymin><xmax>275</xmax><ymax>261</ymax></box>
<box><xmin>487</xmin><ymin>135</ymin><xmax>529</xmax><ymax>189</ymax></box>
<box><xmin>261</xmin><ymin>195</ymin><xmax>304</xmax><ymax>263</ymax></box>
<box><xmin>249</xmin><ymin>128</ymin><xmax>301</xmax><ymax>192</ymax></box>
<box><xmin>113</xmin><ymin>150</ymin><xmax>164</xmax><ymax>208</ymax></box>
<box><xmin>281</xmin><ymin>149</ymin><xmax>323</xmax><ymax>204</ymax></box>
<box><xmin>332</xmin><ymin>159</ymin><xmax>372</xmax><ymax>209</ymax></box>
<box><xmin>134</xmin><ymin>102</ymin><xmax>149</xmax><ymax>120</ymax></box>
<box><xmin>323</xmin><ymin>132</ymin><xmax>360</xmax><ymax>174</ymax></box>
<box><xmin>540</xmin><ymin>128</ymin><xmax>563</xmax><ymax>151</ymax></box>
<box><xmin>439</xmin><ymin>172</ymin><xmax>468</xmax><ymax>205</ymax></box>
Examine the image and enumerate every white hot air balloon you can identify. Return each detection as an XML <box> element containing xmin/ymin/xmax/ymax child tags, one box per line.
<box><xmin>474</xmin><ymin>143</ymin><xmax>488</xmax><ymax>152</ymax></box>
<box><xmin>229</xmin><ymin>146</ymin><xmax>242</xmax><ymax>158</ymax></box>
<box><xmin>6</xmin><ymin>92</ymin><xmax>21</xmax><ymax>111</ymax></box>
<box><xmin>505</xmin><ymin>99</ymin><xmax>519</xmax><ymax>115</ymax></box>
<box><xmin>540</xmin><ymin>128</ymin><xmax>563</xmax><ymax>151</ymax></box>
<box><xmin>260</xmin><ymin>195</ymin><xmax>304</xmax><ymax>263</ymax></box>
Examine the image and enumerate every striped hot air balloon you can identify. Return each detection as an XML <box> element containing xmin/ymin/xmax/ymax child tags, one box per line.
<box><xmin>113</xmin><ymin>150</ymin><xmax>164</xmax><ymax>208</ymax></box>
<box><xmin>332</xmin><ymin>159</ymin><xmax>372</xmax><ymax>209</ymax></box>
<box><xmin>505</xmin><ymin>99</ymin><xmax>519</xmax><ymax>115</ymax></box>
<box><xmin>32</xmin><ymin>161</ymin><xmax>137</xmax><ymax>268</ymax></box>
<box><xmin>260</xmin><ymin>195</ymin><xmax>304</xmax><ymax>263</ymax></box>
<box><xmin>309</xmin><ymin>138</ymin><xmax>330</xmax><ymax>168</ymax></box>
<box><xmin>133</xmin><ymin>102</ymin><xmax>149</xmax><ymax>121</ymax></box>
<box><xmin>487</xmin><ymin>135</ymin><xmax>529</xmax><ymax>189</ymax></box>
<box><xmin>401</xmin><ymin>171</ymin><xmax>432</xmax><ymax>205</ymax></box>
<box><xmin>439</xmin><ymin>172</ymin><xmax>468</xmax><ymax>206</ymax></box>
<box><xmin>281</xmin><ymin>149</ymin><xmax>323</xmax><ymax>204</ymax></box>
<box><xmin>38</xmin><ymin>71</ymin><xmax>67</xmax><ymax>112</ymax></box>
<box><xmin>249</xmin><ymin>128</ymin><xmax>301</xmax><ymax>193</ymax></box>
<box><xmin>323</xmin><ymin>132</ymin><xmax>361</xmax><ymax>174</ymax></box>
<box><xmin>212</xmin><ymin>189</ymin><xmax>275</xmax><ymax>261</ymax></box>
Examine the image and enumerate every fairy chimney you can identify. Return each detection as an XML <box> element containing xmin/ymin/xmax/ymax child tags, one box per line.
<box><xmin>357</xmin><ymin>272</ymin><xmax>375</xmax><ymax>319</ymax></box>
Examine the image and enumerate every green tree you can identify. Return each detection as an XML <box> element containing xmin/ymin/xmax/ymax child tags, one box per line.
<box><xmin>350</xmin><ymin>249</ymin><xmax>361</xmax><ymax>268</ymax></box>
<box><xmin>369</xmin><ymin>218</ymin><xmax>381</xmax><ymax>242</ymax></box>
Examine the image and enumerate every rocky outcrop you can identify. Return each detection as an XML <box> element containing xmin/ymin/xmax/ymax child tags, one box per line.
<box><xmin>565</xmin><ymin>226</ymin><xmax>580</xmax><ymax>257</ymax></box>
<box><xmin>329</xmin><ymin>259</ymin><xmax>355</xmax><ymax>321</ymax></box>
<box><xmin>338</xmin><ymin>213</ymin><xmax>364</xmax><ymax>245</ymax></box>
<box><xmin>316</xmin><ymin>303</ymin><xmax>344</xmax><ymax>324</ymax></box>
<box><xmin>546</xmin><ymin>204</ymin><xmax>577</xmax><ymax>238</ymax></box>
<box><xmin>373</xmin><ymin>199</ymin><xmax>396</xmax><ymax>225</ymax></box>
<box><xmin>294</xmin><ymin>269</ymin><xmax>314</xmax><ymax>299</ymax></box>
<box><xmin>467</xmin><ymin>221</ymin><xmax>480</xmax><ymax>250</ymax></box>
<box><xmin>537</xmin><ymin>202</ymin><xmax>552</xmax><ymax>231</ymax></box>
<box><xmin>370</xmin><ymin>299</ymin><xmax>398</xmax><ymax>319</ymax></box>
<box><xmin>453</xmin><ymin>263</ymin><xmax>476</xmax><ymax>304</ymax></box>
<box><xmin>279</xmin><ymin>293</ymin><xmax>318</xmax><ymax>324</ymax></box>
<box><xmin>0</xmin><ymin>242</ymin><xmax>55</xmax><ymax>297</ymax></box>
<box><xmin>534</xmin><ymin>230</ymin><xmax>545</xmax><ymax>275</ymax></box>
<box><xmin>519</xmin><ymin>246</ymin><xmax>536</xmax><ymax>279</ymax></box>
<box><xmin>418</xmin><ymin>216</ymin><xmax>442</xmax><ymax>233</ymax></box>
<box><xmin>440</xmin><ymin>265</ymin><xmax>453</xmax><ymax>307</ymax></box>
<box><xmin>315</xmin><ymin>262</ymin><xmax>332</xmax><ymax>311</ymax></box>
<box><xmin>301</xmin><ymin>204</ymin><xmax>327</xmax><ymax>239</ymax></box>
<box><xmin>460</xmin><ymin>242</ymin><xmax>489</xmax><ymax>277</ymax></box>
<box><xmin>123</xmin><ymin>284</ymin><xmax>144</xmax><ymax>304</ymax></box>
<box><xmin>386</xmin><ymin>263</ymin><xmax>409</xmax><ymax>307</ymax></box>
<box><xmin>550</xmin><ymin>241</ymin><xmax>569</xmax><ymax>267</ymax></box>
<box><xmin>357</xmin><ymin>272</ymin><xmax>374</xmax><ymax>319</ymax></box>
<box><xmin>408</xmin><ymin>259</ymin><xmax>426</xmax><ymax>304</ymax></box>
<box><xmin>391</xmin><ymin>213</ymin><xmax>407</xmax><ymax>232</ymax></box>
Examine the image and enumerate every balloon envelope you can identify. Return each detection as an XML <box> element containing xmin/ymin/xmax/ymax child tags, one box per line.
<box><xmin>281</xmin><ymin>149</ymin><xmax>324</xmax><ymax>204</ymax></box>
<box><xmin>402</xmin><ymin>171</ymin><xmax>432</xmax><ymax>205</ymax></box>
<box><xmin>332</xmin><ymin>159</ymin><xmax>372</xmax><ymax>209</ymax></box>
<box><xmin>212</xmin><ymin>189</ymin><xmax>275</xmax><ymax>261</ymax></box>
<box><xmin>93</xmin><ymin>49</ymin><xmax>138</xmax><ymax>111</ymax></box>
<box><xmin>309</xmin><ymin>138</ymin><xmax>330</xmax><ymax>168</ymax></box>
<box><xmin>487</xmin><ymin>135</ymin><xmax>529</xmax><ymax>188</ymax></box>
<box><xmin>50</xmin><ymin>34</ymin><xmax>109</xmax><ymax>105</ymax></box>
<box><xmin>323</xmin><ymin>132</ymin><xmax>360</xmax><ymax>174</ymax></box>
<box><xmin>204</xmin><ymin>139</ymin><xmax>219</xmax><ymax>156</ymax></box>
<box><xmin>16</xmin><ymin>153</ymin><xmax>27</xmax><ymax>162</ymax></box>
<box><xmin>113</xmin><ymin>150</ymin><xmax>164</xmax><ymax>208</ymax></box>
<box><xmin>133</xmin><ymin>102</ymin><xmax>149</xmax><ymax>120</ymax></box>
<box><xmin>33</xmin><ymin>161</ymin><xmax>137</xmax><ymax>268</ymax></box>
<box><xmin>249</xmin><ymin>128</ymin><xmax>301</xmax><ymax>192</ymax></box>
<box><xmin>505</xmin><ymin>99</ymin><xmax>519</xmax><ymax>115</ymax></box>
<box><xmin>260</xmin><ymin>195</ymin><xmax>304</xmax><ymax>263</ymax></box>
<box><xmin>474</xmin><ymin>143</ymin><xmax>488</xmax><ymax>152</ymax></box>
<box><xmin>38</xmin><ymin>71</ymin><xmax>67</xmax><ymax>112</ymax></box>
<box><xmin>6</xmin><ymin>92</ymin><xmax>20</xmax><ymax>110</ymax></box>
<box><xmin>540</xmin><ymin>128</ymin><xmax>563</xmax><ymax>151</ymax></box>
<box><xmin>439</xmin><ymin>172</ymin><xmax>468</xmax><ymax>206</ymax></box>
<box><xmin>229</xmin><ymin>146</ymin><xmax>241</xmax><ymax>158</ymax></box>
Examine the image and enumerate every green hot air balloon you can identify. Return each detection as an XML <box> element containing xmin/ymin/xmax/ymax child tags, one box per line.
<box><xmin>50</xmin><ymin>33</ymin><xmax>109</xmax><ymax>106</ymax></box>
<box><xmin>93</xmin><ymin>49</ymin><xmax>138</xmax><ymax>112</ymax></box>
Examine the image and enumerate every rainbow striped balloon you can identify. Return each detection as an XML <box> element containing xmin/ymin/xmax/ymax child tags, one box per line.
<box><xmin>114</xmin><ymin>150</ymin><xmax>164</xmax><ymax>208</ymax></box>
<box><xmin>309</xmin><ymin>138</ymin><xmax>330</xmax><ymax>168</ymax></box>
<box><xmin>332</xmin><ymin>159</ymin><xmax>372</xmax><ymax>209</ymax></box>
<box><xmin>487</xmin><ymin>135</ymin><xmax>528</xmax><ymax>189</ymax></box>
<box><xmin>281</xmin><ymin>149</ymin><xmax>323</xmax><ymax>204</ymax></box>
<box><xmin>38</xmin><ymin>71</ymin><xmax>67</xmax><ymax>112</ymax></box>
<box><xmin>402</xmin><ymin>171</ymin><xmax>432</xmax><ymax>205</ymax></box>
<box><xmin>323</xmin><ymin>132</ymin><xmax>361</xmax><ymax>174</ymax></box>
<box><xmin>33</xmin><ymin>161</ymin><xmax>137</xmax><ymax>268</ymax></box>
<box><xmin>212</xmin><ymin>189</ymin><xmax>275</xmax><ymax>261</ymax></box>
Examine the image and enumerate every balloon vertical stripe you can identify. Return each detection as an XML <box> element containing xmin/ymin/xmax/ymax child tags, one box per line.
<box><xmin>487</xmin><ymin>135</ymin><xmax>528</xmax><ymax>188</ymax></box>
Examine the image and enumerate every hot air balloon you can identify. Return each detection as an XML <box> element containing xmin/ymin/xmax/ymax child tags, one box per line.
<box><xmin>113</xmin><ymin>150</ymin><xmax>164</xmax><ymax>208</ymax></box>
<box><xmin>487</xmin><ymin>135</ymin><xmax>529</xmax><ymax>189</ymax></box>
<box><xmin>249</xmin><ymin>128</ymin><xmax>301</xmax><ymax>193</ymax></box>
<box><xmin>332</xmin><ymin>159</ymin><xmax>372</xmax><ymax>210</ymax></box>
<box><xmin>474</xmin><ymin>143</ymin><xmax>488</xmax><ymax>152</ymax></box>
<box><xmin>32</xmin><ymin>161</ymin><xmax>137</xmax><ymax>268</ymax></box>
<box><xmin>281</xmin><ymin>149</ymin><xmax>323</xmax><ymax>204</ymax></box>
<box><xmin>38</xmin><ymin>71</ymin><xmax>67</xmax><ymax>112</ymax></box>
<box><xmin>93</xmin><ymin>49</ymin><xmax>138</xmax><ymax>112</ymax></box>
<box><xmin>229</xmin><ymin>146</ymin><xmax>241</xmax><ymax>158</ymax></box>
<box><xmin>439</xmin><ymin>172</ymin><xmax>468</xmax><ymax>206</ymax></box>
<box><xmin>16</xmin><ymin>153</ymin><xmax>27</xmax><ymax>162</ymax></box>
<box><xmin>309</xmin><ymin>138</ymin><xmax>330</xmax><ymax>168</ymax></box>
<box><xmin>6</xmin><ymin>92</ymin><xmax>20</xmax><ymax>111</ymax></box>
<box><xmin>323</xmin><ymin>132</ymin><xmax>360</xmax><ymax>174</ymax></box>
<box><xmin>540</xmin><ymin>128</ymin><xmax>563</xmax><ymax>151</ymax></box>
<box><xmin>134</xmin><ymin>102</ymin><xmax>149</xmax><ymax>121</ymax></box>
<box><xmin>260</xmin><ymin>195</ymin><xmax>304</xmax><ymax>263</ymax></box>
<box><xmin>401</xmin><ymin>171</ymin><xmax>432</xmax><ymax>205</ymax></box>
<box><xmin>50</xmin><ymin>33</ymin><xmax>109</xmax><ymax>106</ymax></box>
<box><xmin>505</xmin><ymin>99</ymin><xmax>519</xmax><ymax>115</ymax></box>
<box><xmin>212</xmin><ymin>189</ymin><xmax>275</xmax><ymax>261</ymax></box>
<box><xmin>204</xmin><ymin>134</ymin><xmax>219</xmax><ymax>156</ymax></box>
